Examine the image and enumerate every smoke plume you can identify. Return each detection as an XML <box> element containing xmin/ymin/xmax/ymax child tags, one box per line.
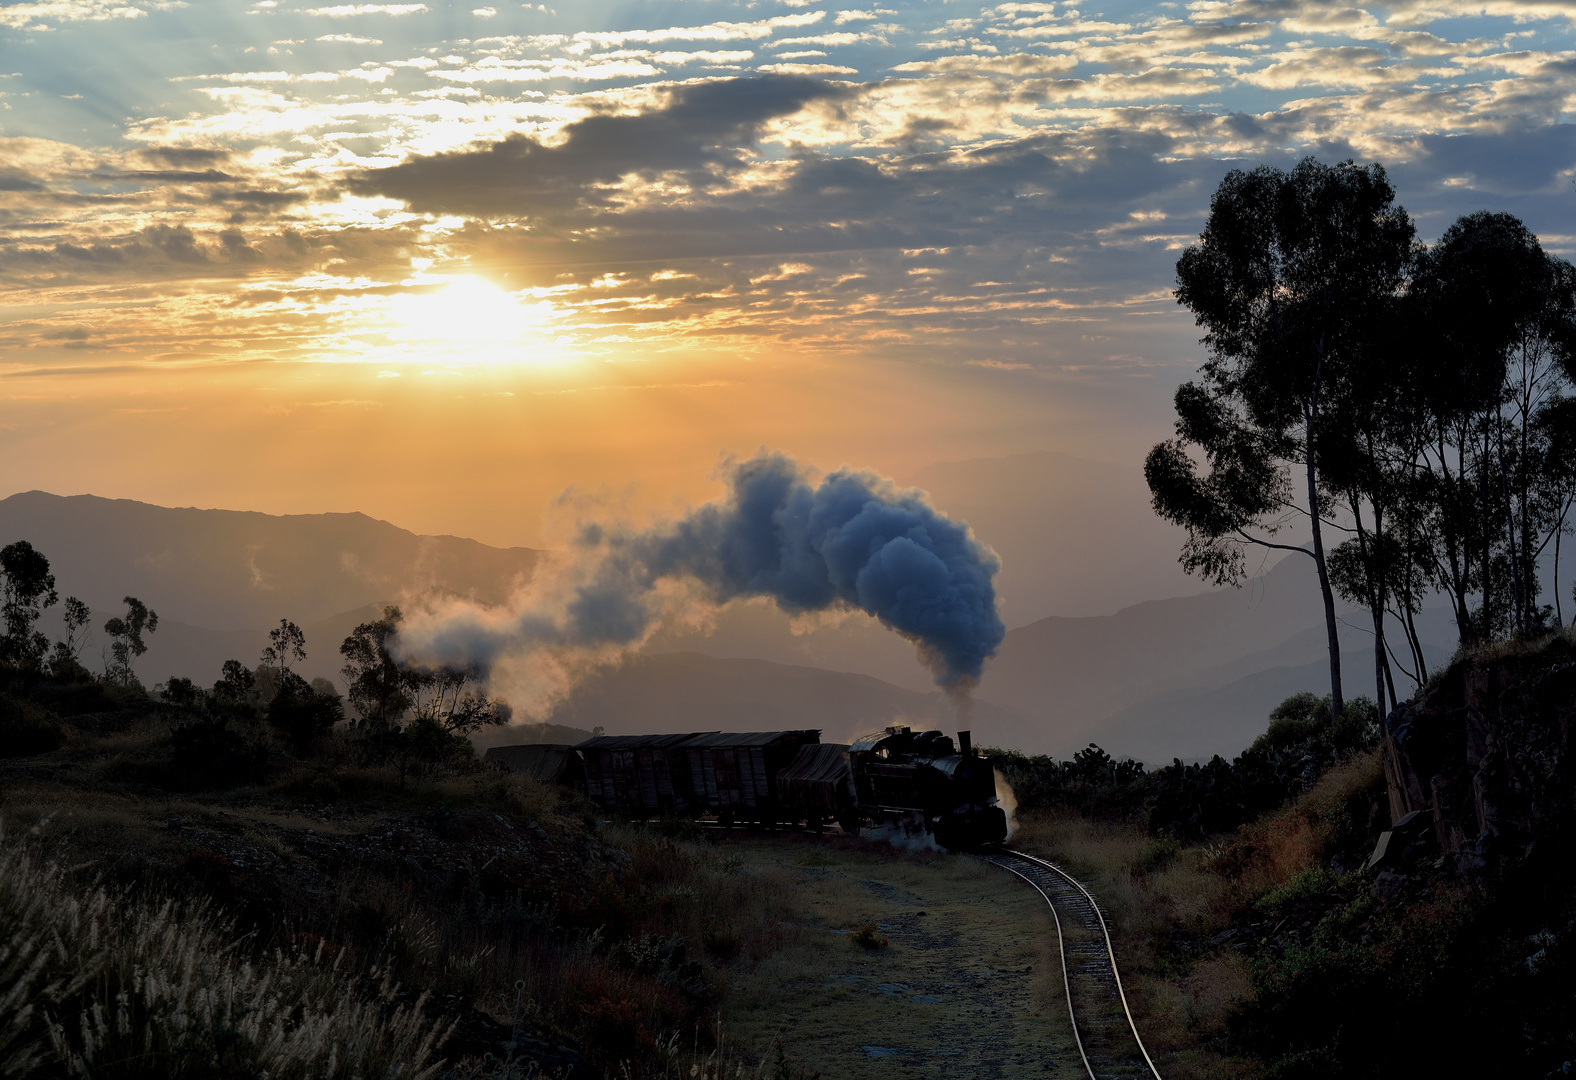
<box><xmin>396</xmin><ymin>452</ymin><xmax>1004</xmax><ymax>715</ymax></box>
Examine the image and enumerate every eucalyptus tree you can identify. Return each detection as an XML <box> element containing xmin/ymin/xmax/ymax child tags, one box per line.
<box><xmin>50</xmin><ymin>596</ymin><xmax>92</xmax><ymax>673</ymax></box>
<box><xmin>1407</xmin><ymin>213</ymin><xmax>1576</xmax><ymax>641</ymax></box>
<box><xmin>262</xmin><ymin>618</ymin><xmax>307</xmax><ymax>676</ymax></box>
<box><xmin>1147</xmin><ymin>158</ymin><xmax>1414</xmax><ymax>720</ymax></box>
<box><xmin>339</xmin><ymin>605</ymin><xmax>410</xmax><ymax>730</ymax></box>
<box><xmin>0</xmin><ymin>540</ymin><xmax>58</xmax><ymax>669</ymax></box>
<box><xmin>103</xmin><ymin>597</ymin><xmax>158</xmax><ymax>686</ymax></box>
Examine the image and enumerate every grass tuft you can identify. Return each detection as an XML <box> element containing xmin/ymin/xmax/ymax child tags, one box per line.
<box><xmin>0</xmin><ymin>824</ymin><xmax>450</xmax><ymax>1079</ymax></box>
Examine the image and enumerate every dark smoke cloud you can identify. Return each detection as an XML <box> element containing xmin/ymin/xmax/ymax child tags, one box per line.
<box><xmin>398</xmin><ymin>452</ymin><xmax>1004</xmax><ymax>711</ymax></box>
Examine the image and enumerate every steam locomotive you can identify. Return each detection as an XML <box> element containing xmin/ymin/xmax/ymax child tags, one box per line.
<box><xmin>489</xmin><ymin>725</ymin><xmax>1009</xmax><ymax>851</ymax></box>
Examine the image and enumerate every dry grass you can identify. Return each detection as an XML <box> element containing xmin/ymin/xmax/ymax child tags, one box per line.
<box><xmin>0</xmin><ymin>750</ymin><xmax>809</xmax><ymax>1076</ymax></box>
<box><xmin>1010</xmin><ymin>749</ymin><xmax>1388</xmax><ymax>1080</ymax></box>
<box><xmin>0</xmin><ymin>823</ymin><xmax>449</xmax><ymax>1079</ymax></box>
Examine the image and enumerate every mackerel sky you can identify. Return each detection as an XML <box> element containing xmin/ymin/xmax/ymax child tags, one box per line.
<box><xmin>1</xmin><ymin>0</ymin><xmax>1573</xmax><ymax>551</ymax></box>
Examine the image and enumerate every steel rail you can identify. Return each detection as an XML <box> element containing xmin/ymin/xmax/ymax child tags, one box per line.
<box><xmin>982</xmin><ymin>852</ymin><xmax>1099</xmax><ymax>1080</ymax></box>
<box><xmin>982</xmin><ymin>849</ymin><xmax>1164</xmax><ymax>1080</ymax></box>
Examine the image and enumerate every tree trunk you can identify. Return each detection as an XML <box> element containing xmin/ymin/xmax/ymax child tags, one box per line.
<box><xmin>1350</xmin><ymin>490</ymin><xmax>1388</xmax><ymax>717</ymax></box>
<box><xmin>1307</xmin><ymin>411</ymin><xmax>1343</xmax><ymax>719</ymax></box>
<box><xmin>1496</xmin><ymin>405</ymin><xmax>1525</xmax><ymax>634</ymax></box>
<box><xmin>1557</xmin><ymin>511</ymin><xmax>1566</xmax><ymax>628</ymax></box>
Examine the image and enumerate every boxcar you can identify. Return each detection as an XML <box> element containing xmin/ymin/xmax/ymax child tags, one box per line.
<box><xmin>578</xmin><ymin>732</ymin><xmax>712</xmax><ymax>816</ymax></box>
<box><xmin>676</xmin><ymin>730</ymin><xmax>821</xmax><ymax>825</ymax></box>
<box><xmin>777</xmin><ymin>742</ymin><xmax>858</xmax><ymax>833</ymax></box>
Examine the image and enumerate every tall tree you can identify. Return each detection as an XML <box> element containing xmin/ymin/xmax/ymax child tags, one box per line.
<box><xmin>1147</xmin><ymin>158</ymin><xmax>1415</xmax><ymax>720</ymax></box>
<box><xmin>0</xmin><ymin>540</ymin><xmax>59</xmax><ymax>669</ymax></box>
<box><xmin>339</xmin><ymin>605</ymin><xmax>411</xmax><ymax>730</ymax></box>
<box><xmin>404</xmin><ymin>663</ymin><xmax>511</xmax><ymax>735</ymax></box>
<box><xmin>49</xmin><ymin>596</ymin><xmax>92</xmax><ymax>673</ymax></box>
<box><xmin>1407</xmin><ymin>213</ymin><xmax>1576</xmax><ymax>642</ymax></box>
<box><xmin>262</xmin><ymin>619</ymin><xmax>307</xmax><ymax>676</ymax></box>
<box><xmin>103</xmin><ymin>597</ymin><xmax>158</xmax><ymax>686</ymax></box>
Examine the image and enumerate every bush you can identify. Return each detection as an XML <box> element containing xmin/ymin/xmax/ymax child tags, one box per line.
<box><xmin>989</xmin><ymin>694</ymin><xmax>1383</xmax><ymax>842</ymax></box>
<box><xmin>0</xmin><ymin>693</ymin><xmax>62</xmax><ymax>757</ymax></box>
<box><xmin>170</xmin><ymin>716</ymin><xmax>269</xmax><ymax>788</ymax></box>
<box><xmin>850</xmin><ymin>922</ymin><xmax>888</xmax><ymax>950</ymax></box>
<box><xmin>267</xmin><ymin>671</ymin><xmax>343</xmax><ymax>754</ymax></box>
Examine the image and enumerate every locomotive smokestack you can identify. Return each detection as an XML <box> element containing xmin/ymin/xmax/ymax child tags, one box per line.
<box><xmin>958</xmin><ymin>730</ymin><xmax>972</xmax><ymax>757</ymax></box>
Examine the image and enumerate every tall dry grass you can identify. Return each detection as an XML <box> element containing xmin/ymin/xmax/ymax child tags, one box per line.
<box><xmin>0</xmin><ymin>823</ymin><xmax>450</xmax><ymax>1078</ymax></box>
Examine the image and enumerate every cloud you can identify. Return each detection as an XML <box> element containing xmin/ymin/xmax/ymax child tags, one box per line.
<box><xmin>351</xmin><ymin>75</ymin><xmax>854</xmax><ymax>217</ymax></box>
<box><xmin>757</xmin><ymin>62</ymin><xmax>859</xmax><ymax>74</ymax></box>
<box><xmin>4</xmin><ymin>0</ymin><xmax>1576</xmax><ymax>376</ymax></box>
<box><xmin>567</xmin><ymin>12</ymin><xmax>823</xmax><ymax>50</ymax></box>
<box><xmin>302</xmin><ymin>3</ymin><xmax>427</xmax><ymax>15</ymax></box>
<box><xmin>0</xmin><ymin>1</ymin><xmax>152</xmax><ymax>29</ymax></box>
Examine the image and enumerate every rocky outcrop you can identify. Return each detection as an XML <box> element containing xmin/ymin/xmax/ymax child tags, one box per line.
<box><xmin>1383</xmin><ymin>633</ymin><xmax>1576</xmax><ymax>876</ymax></box>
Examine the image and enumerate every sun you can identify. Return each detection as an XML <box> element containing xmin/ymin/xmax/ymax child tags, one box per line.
<box><xmin>388</xmin><ymin>274</ymin><xmax>558</xmax><ymax>365</ymax></box>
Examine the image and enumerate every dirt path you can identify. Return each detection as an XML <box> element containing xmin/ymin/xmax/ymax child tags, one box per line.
<box><xmin>717</xmin><ymin>831</ymin><xmax>1088</xmax><ymax>1078</ymax></box>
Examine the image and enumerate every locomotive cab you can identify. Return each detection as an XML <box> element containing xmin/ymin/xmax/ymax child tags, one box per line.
<box><xmin>848</xmin><ymin>726</ymin><xmax>1008</xmax><ymax>849</ymax></box>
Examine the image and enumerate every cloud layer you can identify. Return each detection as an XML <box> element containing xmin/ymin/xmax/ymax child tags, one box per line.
<box><xmin>0</xmin><ymin>0</ymin><xmax>1572</xmax><ymax>380</ymax></box>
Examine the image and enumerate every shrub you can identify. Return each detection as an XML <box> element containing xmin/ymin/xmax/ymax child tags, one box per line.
<box><xmin>0</xmin><ymin>693</ymin><xmax>62</xmax><ymax>757</ymax></box>
<box><xmin>169</xmin><ymin>716</ymin><xmax>269</xmax><ymax>788</ymax></box>
<box><xmin>267</xmin><ymin>671</ymin><xmax>343</xmax><ymax>754</ymax></box>
<box><xmin>989</xmin><ymin>694</ymin><xmax>1383</xmax><ymax>842</ymax></box>
<box><xmin>850</xmin><ymin>922</ymin><xmax>888</xmax><ymax>950</ymax></box>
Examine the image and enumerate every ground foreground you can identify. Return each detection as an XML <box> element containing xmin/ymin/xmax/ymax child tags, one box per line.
<box><xmin>20</xmin><ymin>665</ymin><xmax>1567</xmax><ymax>1078</ymax></box>
<box><xmin>710</xmin><ymin>831</ymin><xmax>1079</xmax><ymax>1078</ymax></box>
<box><xmin>0</xmin><ymin>696</ymin><xmax>1215</xmax><ymax>1078</ymax></box>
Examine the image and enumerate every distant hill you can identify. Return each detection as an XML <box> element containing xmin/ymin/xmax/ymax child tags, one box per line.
<box><xmin>0</xmin><ymin>491</ymin><xmax>540</xmax><ymax>632</ymax></box>
<box><xmin>0</xmin><ymin>488</ymin><xmax>1469</xmax><ymax>764</ymax></box>
<box><xmin>978</xmin><ymin>556</ymin><xmax>1461</xmax><ymax>760</ymax></box>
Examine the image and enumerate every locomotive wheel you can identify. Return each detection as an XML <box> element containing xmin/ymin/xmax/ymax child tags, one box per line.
<box><xmin>837</xmin><ymin>816</ymin><xmax>861</xmax><ymax>836</ymax></box>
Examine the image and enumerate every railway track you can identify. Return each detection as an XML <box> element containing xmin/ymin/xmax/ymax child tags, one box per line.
<box><xmin>981</xmin><ymin>848</ymin><xmax>1162</xmax><ymax>1080</ymax></box>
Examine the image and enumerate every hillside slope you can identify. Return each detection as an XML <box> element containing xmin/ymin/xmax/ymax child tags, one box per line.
<box><xmin>0</xmin><ymin>491</ymin><xmax>540</xmax><ymax>631</ymax></box>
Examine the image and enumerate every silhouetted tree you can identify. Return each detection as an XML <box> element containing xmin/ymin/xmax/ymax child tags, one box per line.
<box><xmin>103</xmin><ymin>597</ymin><xmax>157</xmax><ymax>686</ymax></box>
<box><xmin>160</xmin><ymin>676</ymin><xmax>204</xmax><ymax>709</ymax></box>
<box><xmin>337</xmin><ymin>609</ymin><xmax>509</xmax><ymax>782</ymax></box>
<box><xmin>48</xmin><ymin>596</ymin><xmax>92</xmax><ymax>676</ymax></box>
<box><xmin>405</xmin><ymin>663</ymin><xmax>511</xmax><ymax>736</ymax></box>
<box><xmin>339</xmin><ymin>606</ymin><xmax>410</xmax><ymax>730</ymax></box>
<box><xmin>266</xmin><ymin>670</ymin><xmax>343</xmax><ymax>754</ymax></box>
<box><xmin>1404</xmin><ymin>213</ymin><xmax>1576</xmax><ymax>642</ymax></box>
<box><xmin>262</xmin><ymin>619</ymin><xmax>306</xmax><ymax>676</ymax></box>
<box><xmin>1148</xmin><ymin>158</ymin><xmax>1414</xmax><ymax>720</ymax></box>
<box><xmin>1537</xmin><ymin>398</ymin><xmax>1576</xmax><ymax>625</ymax></box>
<box><xmin>0</xmin><ymin>541</ymin><xmax>58</xmax><ymax>669</ymax></box>
<box><xmin>212</xmin><ymin>658</ymin><xmax>256</xmax><ymax>703</ymax></box>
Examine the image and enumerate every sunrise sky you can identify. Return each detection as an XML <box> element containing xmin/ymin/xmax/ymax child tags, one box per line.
<box><xmin>1</xmin><ymin>0</ymin><xmax>1573</xmax><ymax>558</ymax></box>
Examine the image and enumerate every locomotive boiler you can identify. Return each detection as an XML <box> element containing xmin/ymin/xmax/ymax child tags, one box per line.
<box><xmin>846</xmin><ymin>725</ymin><xmax>1008</xmax><ymax>849</ymax></box>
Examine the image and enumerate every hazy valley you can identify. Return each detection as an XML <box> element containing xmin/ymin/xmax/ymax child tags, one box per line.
<box><xmin>0</xmin><ymin>458</ymin><xmax>1444</xmax><ymax>765</ymax></box>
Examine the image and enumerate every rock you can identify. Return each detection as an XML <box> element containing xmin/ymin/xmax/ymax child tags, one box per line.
<box><xmin>1371</xmin><ymin>869</ymin><xmax>1408</xmax><ymax>903</ymax></box>
<box><xmin>1364</xmin><ymin>831</ymin><xmax>1395</xmax><ymax>871</ymax></box>
<box><xmin>1384</xmin><ymin>639</ymin><xmax>1576</xmax><ymax>879</ymax></box>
